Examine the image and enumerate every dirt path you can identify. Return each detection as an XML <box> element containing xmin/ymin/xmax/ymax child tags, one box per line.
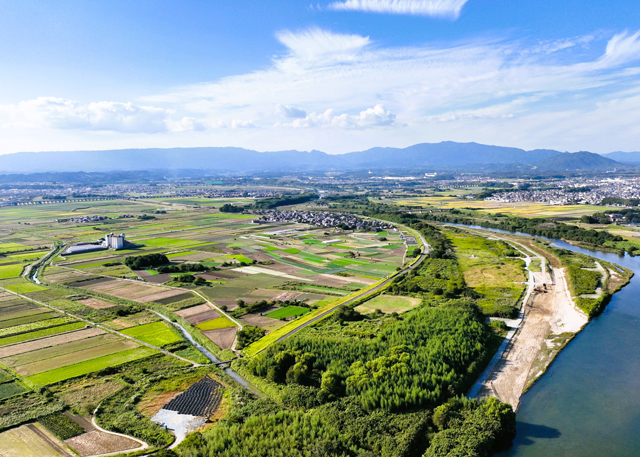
<box><xmin>465</xmin><ymin>229</ymin><xmax>588</xmax><ymax>410</ymax></box>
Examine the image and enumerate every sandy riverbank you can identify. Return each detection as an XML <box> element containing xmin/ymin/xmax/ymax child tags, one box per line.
<box><xmin>472</xmin><ymin>239</ymin><xmax>588</xmax><ymax>410</ymax></box>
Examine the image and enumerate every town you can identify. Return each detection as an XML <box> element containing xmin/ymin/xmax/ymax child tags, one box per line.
<box><xmin>250</xmin><ymin>209</ymin><xmax>395</xmax><ymax>231</ymax></box>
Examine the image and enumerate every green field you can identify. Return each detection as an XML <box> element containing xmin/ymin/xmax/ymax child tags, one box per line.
<box><xmin>139</xmin><ymin>237</ymin><xmax>203</xmax><ymax>248</ymax></box>
<box><xmin>0</xmin><ymin>335</ymin><xmax>121</xmax><ymax>369</ymax></box>
<box><xmin>4</xmin><ymin>283</ymin><xmax>48</xmax><ymax>293</ymax></box>
<box><xmin>121</xmin><ymin>321</ymin><xmax>183</xmax><ymax>347</ymax></box>
<box><xmin>26</xmin><ymin>346</ymin><xmax>157</xmax><ymax>385</ymax></box>
<box><xmin>0</xmin><ymin>381</ymin><xmax>26</xmax><ymax>399</ymax></box>
<box><xmin>0</xmin><ymin>311</ymin><xmax>56</xmax><ymax>329</ymax></box>
<box><xmin>196</xmin><ymin>316</ymin><xmax>236</xmax><ymax>330</ymax></box>
<box><xmin>0</xmin><ymin>242</ymin><xmax>32</xmax><ymax>253</ymax></box>
<box><xmin>226</xmin><ymin>254</ymin><xmax>252</xmax><ymax>263</ymax></box>
<box><xmin>0</xmin><ymin>316</ymin><xmax>76</xmax><ymax>338</ymax></box>
<box><xmin>0</xmin><ymin>322</ymin><xmax>86</xmax><ymax>346</ymax></box>
<box><xmin>355</xmin><ymin>294</ymin><xmax>420</xmax><ymax>314</ymax></box>
<box><xmin>8</xmin><ymin>251</ymin><xmax>47</xmax><ymax>261</ymax></box>
<box><xmin>0</xmin><ymin>264</ymin><xmax>25</xmax><ymax>279</ymax></box>
<box><xmin>15</xmin><ymin>340</ymin><xmax>138</xmax><ymax>376</ymax></box>
<box><xmin>265</xmin><ymin>306</ymin><xmax>310</xmax><ymax>319</ymax></box>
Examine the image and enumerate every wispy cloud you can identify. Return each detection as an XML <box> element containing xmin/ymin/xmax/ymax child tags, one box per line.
<box><xmin>328</xmin><ymin>0</ymin><xmax>469</xmax><ymax>19</ymax></box>
<box><xmin>275</xmin><ymin>27</ymin><xmax>370</xmax><ymax>63</ymax></box>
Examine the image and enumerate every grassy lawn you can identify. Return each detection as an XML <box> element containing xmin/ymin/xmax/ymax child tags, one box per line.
<box><xmin>121</xmin><ymin>321</ymin><xmax>183</xmax><ymax>347</ymax></box>
<box><xmin>265</xmin><ymin>306</ymin><xmax>310</xmax><ymax>319</ymax></box>
<box><xmin>355</xmin><ymin>294</ymin><xmax>421</xmax><ymax>314</ymax></box>
<box><xmin>26</xmin><ymin>346</ymin><xmax>157</xmax><ymax>385</ymax></box>
<box><xmin>196</xmin><ymin>316</ymin><xmax>236</xmax><ymax>330</ymax></box>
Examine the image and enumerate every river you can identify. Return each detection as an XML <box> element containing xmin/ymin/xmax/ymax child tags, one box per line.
<box><xmin>450</xmin><ymin>225</ymin><xmax>640</xmax><ymax>456</ymax></box>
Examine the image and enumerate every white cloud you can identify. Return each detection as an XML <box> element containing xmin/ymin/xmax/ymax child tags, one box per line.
<box><xmin>168</xmin><ymin>116</ymin><xmax>207</xmax><ymax>132</ymax></box>
<box><xmin>231</xmin><ymin>119</ymin><xmax>257</xmax><ymax>128</ymax></box>
<box><xmin>328</xmin><ymin>0</ymin><xmax>469</xmax><ymax>19</ymax></box>
<box><xmin>6</xmin><ymin>29</ymin><xmax>640</xmax><ymax>154</ymax></box>
<box><xmin>284</xmin><ymin>104</ymin><xmax>397</xmax><ymax>128</ymax></box>
<box><xmin>275</xmin><ymin>104</ymin><xmax>307</xmax><ymax>118</ymax></box>
<box><xmin>596</xmin><ymin>31</ymin><xmax>640</xmax><ymax>68</ymax></box>
<box><xmin>2</xmin><ymin>97</ymin><xmax>205</xmax><ymax>133</ymax></box>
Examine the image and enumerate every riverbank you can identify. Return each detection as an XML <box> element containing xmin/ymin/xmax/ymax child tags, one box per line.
<box><xmin>465</xmin><ymin>228</ymin><xmax>626</xmax><ymax>410</ymax></box>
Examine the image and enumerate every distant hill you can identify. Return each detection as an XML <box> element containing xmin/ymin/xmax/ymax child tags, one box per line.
<box><xmin>601</xmin><ymin>151</ymin><xmax>640</xmax><ymax>163</ymax></box>
<box><xmin>339</xmin><ymin>142</ymin><xmax>562</xmax><ymax>168</ymax></box>
<box><xmin>532</xmin><ymin>151</ymin><xmax>622</xmax><ymax>171</ymax></box>
<box><xmin>0</xmin><ymin>142</ymin><xmax>630</xmax><ymax>174</ymax></box>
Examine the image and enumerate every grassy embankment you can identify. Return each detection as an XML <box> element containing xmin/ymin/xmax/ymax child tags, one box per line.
<box><xmin>446</xmin><ymin>228</ymin><xmax>526</xmax><ymax>318</ymax></box>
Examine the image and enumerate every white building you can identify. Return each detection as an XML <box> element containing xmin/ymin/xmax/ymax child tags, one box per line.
<box><xmin>104</xmin><ymin>233</ymin><xmax>126</xmax><ymax>250</ymax></box>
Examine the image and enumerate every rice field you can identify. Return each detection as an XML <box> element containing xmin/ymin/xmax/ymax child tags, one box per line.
<box><xmin>265</xmin><ymin>306</ymin><xmax>310</xmax><ymax>319</ymax></box>
<box><xmin>120</xmin><ymin>321</ymin><xmax>183</xmax><ymax>347</ymax></box>
<box><xmin>0</xmin><ymin>264</ymin><xmax>25</xmax><ymax>279</ymax></box>
<box><xmin>196</xmin><ymin>316</ymin><xmax>236</xmax><ymax>330</ymax></box>
<box><xmin>26</xmin><ymin>346</ymin><xmax>157</xmax><ymax>385</ymax></box>
<box><xmin>391</xmin><ymin>195</ymin><xmax>610</xmax><ymax>218</ymax></box>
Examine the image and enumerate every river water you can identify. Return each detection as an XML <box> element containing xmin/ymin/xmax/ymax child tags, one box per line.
<box><xmin>451</xmin><ymin>225</ymin><xmax>640</xmax><ymax>456</ymax></box>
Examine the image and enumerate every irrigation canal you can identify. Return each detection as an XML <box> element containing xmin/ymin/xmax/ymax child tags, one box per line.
<box><xmin>452</xmin><ymin>225</ymin><xmax>640</xmax><ymax>457</ymax></box>
<box><xmin>153</xmin><ymin>311</ymin><xmax>265</xmax><ymax>397</ymax></box>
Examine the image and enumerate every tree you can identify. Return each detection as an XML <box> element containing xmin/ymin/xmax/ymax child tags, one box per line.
<box><xmin>220</xmin><ymin>203</ymin><xmax>245</xmax><ymax>213</ymax></box>
<box><xmin>124</xmin><ymin>253</ymin><xmax>168</xmax><ymax>270</ymax></box>
<box><xmin>237</xmin><ymin>326</ymin><xmax>266</xmax><ymax>349</ymax></box>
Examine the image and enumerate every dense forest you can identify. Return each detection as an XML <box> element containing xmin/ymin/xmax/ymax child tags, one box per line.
<box><xmin>175</xmin><ymin>221</ymin><xmax>515</xmax><ymax>457</ymax></box>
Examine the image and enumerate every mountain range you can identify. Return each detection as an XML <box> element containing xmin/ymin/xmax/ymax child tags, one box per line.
<box><xmin>0</xmin><ymin>142</ymin><xmax>631</xmax><ymax>174</ymax></box>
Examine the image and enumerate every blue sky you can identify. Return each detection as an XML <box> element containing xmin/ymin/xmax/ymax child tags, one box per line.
<box><xmin>1</xmin><ymin>0</ymin><xmax>639</xmax><ymax>154</ymax></box>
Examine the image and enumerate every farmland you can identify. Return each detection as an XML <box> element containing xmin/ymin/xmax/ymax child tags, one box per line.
<box><xmin>121</xmin><ymin>321</ymin><xmax>183</xmax><ymax>347</ymax></box>
<box><xmin>0</xmin><ymin>192</ymin><xmax>524</xmax><ymax>456</ymax></box>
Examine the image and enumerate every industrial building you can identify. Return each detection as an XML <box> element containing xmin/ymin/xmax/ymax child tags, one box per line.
<box><xmin>104</xmin><ymin>233</ymin><xmax>126</xmax><ymax>249</ymax></box>
<box><xmin>62</xmin><ymin>232</ymin><xmax>130</xmax><ymax>255</ymax></box>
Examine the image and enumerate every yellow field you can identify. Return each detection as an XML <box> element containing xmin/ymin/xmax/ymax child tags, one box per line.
<box><xmin>390</xmin><ymin>196</ymin><xmax>607</xmax><ymax>218</ymax></box>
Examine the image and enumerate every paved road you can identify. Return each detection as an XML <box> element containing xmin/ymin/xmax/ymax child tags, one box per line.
<box><xmin>274</xmin><ymin>229</ymin><xmax>429</xmax><ymax>344</ymax></box>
